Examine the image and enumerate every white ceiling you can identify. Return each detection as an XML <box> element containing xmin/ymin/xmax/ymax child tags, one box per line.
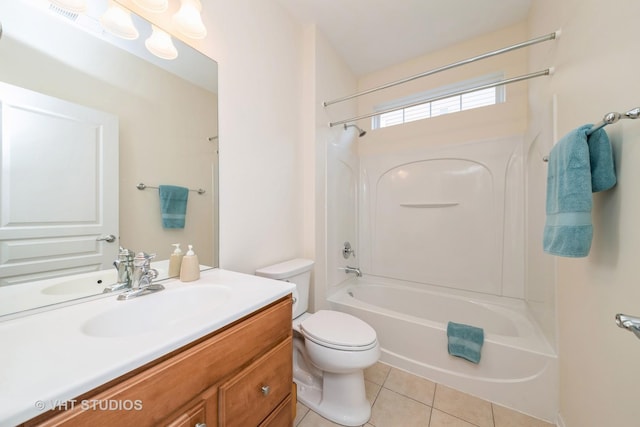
<box><xmin>275</xmin><ymin>0</ymin><xmax>532</xmax><ymax>76</ymax></box>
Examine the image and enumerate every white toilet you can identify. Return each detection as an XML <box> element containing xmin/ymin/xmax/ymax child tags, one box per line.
<box><xmin>256</xmin><ymin>259</ymin><xmax>380</xmax><ymax>426</ymax></box>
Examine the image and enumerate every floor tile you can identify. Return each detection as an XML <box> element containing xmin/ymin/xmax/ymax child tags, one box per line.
<box><xmin>429</xmin><ymin>409</ymin><xmax>479</xmax><ymax>427</ymax></box>
<box><xmin>295</xmin><ymin>402</ymin><xmax>310</xmax><ymax>426</ymax></box>
<box><xmin>383</xmin><ymin>367</ymin><xmax>436</xmax><ymax>405</ymax></box>
<box><xmin>433</xmin><ymin>385</ymin><xmax>493</xmax><ymax>427</ymax></box>
<box><xmin>369</xmin><ymin>388</ymin><xmax>431</xmax><ymax>427</ymax></box>
<box><xmin>365</xmin><ymin>379</ymin><xmax>382</xmax><ymax>405</ymax></box>
<box><xmin>297</xmin><ymin>410</ymin><xmax>344</xmax><ymax>427</ymax></box>
<box><xmin>493</xmin><ymin>404</ymin><xmax>555</xmax><ymax>427</ymax></box>
<box><xmin>364</xmin><ymin>362</ymin><xmax>391</xmax><ymax>385</ymax></box>
<box><xmin>298</xmin><ymin>362</ymin><xmax>557</xmax><ymax>427</ymax></box>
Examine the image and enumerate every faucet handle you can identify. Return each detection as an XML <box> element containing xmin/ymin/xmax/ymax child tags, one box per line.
<box><xmin>116</xmin><ymin>247</ymin><xmax>135</xmax><ymax>262</ymax></box>
<box><xmin>342</xmin><ymin>241</ymin><xmax>356</xmax><ymax>259</ymax></box>
<box><xmin>134</xmin><ymin>252</ymin><xmax>156</xmax><ymax>268</ymax></box>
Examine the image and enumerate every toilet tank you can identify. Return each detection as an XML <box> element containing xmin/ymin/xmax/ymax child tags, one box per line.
<box><xmin>255</xmin><ymin>259</ymin><xmax>314</xmax><ymax>319</ymax></box>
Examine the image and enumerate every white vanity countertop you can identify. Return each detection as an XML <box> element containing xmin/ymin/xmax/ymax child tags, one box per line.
<box><xmin>0</xmin><ymin>268</ymin><xmax>294</xmax><ymax>427</ymax></box>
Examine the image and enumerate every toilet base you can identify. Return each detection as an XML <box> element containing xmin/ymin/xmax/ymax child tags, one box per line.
<box><xmin>295</xmin><ymin>366</ymin><xmax>371</xmax><ymax>426</ymax></box>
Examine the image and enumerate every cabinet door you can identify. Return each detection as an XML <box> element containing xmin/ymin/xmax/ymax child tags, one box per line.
<box><xmin>219</xmin><ymin>338</ymin><xmax>292</xmax><ymax>427</ymax></box>
<box><xmin>259</xmin><ymin>395</ymin><xmax>292</xmax><ymax>427</ymax></box>
<box><xmin>165</xmin><ymin>401</ymin><xmax>206</xmax><ymax>427</ymax></box>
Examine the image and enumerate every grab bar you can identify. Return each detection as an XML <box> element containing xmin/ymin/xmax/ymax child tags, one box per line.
<box><xmin>615</xmin><ymin>313</ymin><xmax>640</xmax><ymax>339</ymax></box>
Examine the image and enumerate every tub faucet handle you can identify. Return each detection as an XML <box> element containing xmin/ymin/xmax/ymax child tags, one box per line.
<box><xmin>343</xmin><ymin>241</ymin><xmax>356</xmax><ymax>259</ymax></box>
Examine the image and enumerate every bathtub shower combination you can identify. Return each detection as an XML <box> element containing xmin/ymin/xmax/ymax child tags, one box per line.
<box><xmin>328</xmin><ymin>136</ymin><xmax>558</xmax><ymax>422</ymax></box>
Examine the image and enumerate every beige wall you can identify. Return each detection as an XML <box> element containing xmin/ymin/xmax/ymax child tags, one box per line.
<box><xmin>312</xmin><ymin>27</ymin><xmax>359</xmax><ymax>308</ymax></box>
<box><xmin>528</xmin><ymin>1</ymin><xmax>640</xmax><ymax>426</ymax></box>
<box><xmin>274</xmin><ymin>21</ymin><xmax>360</xmax><ymax>311</ymax></box>
<box><xmin>206</xmin><ymin>1</ymin><xmax>305</xmax><ymax>274</ymax></box>
<box><xmin>356</xmin><ymin>23</ymin><xmax>529</xmax><ymax>155</ymax></box>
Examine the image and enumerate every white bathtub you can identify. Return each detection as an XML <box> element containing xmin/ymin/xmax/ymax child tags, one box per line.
<box><xmin>328</xmin><ymin>277</ymin><xmax>558</xmax><ymax>423</ymax></box>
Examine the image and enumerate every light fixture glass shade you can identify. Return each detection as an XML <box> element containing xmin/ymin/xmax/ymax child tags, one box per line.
<box><xmin>132</xmin><ymin>0</ymin><xmax>168</xmax><ymax>13</ymax></box>
<box><xmin>100</xmin><ymin>1</ymin><xmax>139</xmax><ymax>40</ymax></box>
<box><xmin>172</xmin><ymin>0</ymin><xmax>207</xmax><ymax>39</ymax></box>
<box><xmin>50</xmin><ymin>0</ymin><xmax>87</xmax><ymax>13</ymax></box>
<box><xmin>145</xmin><ymin>25</ymin><xmax>178</xmax><ymax>60</ymax></box>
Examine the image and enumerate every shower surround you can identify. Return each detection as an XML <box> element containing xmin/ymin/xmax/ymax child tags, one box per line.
<box><xmin>327</xmin><ymin>135</ymin><xmax>558</xmax><ymax>422</ymax></box>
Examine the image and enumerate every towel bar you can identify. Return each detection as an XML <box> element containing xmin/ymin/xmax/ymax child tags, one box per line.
<box><xmin>543</xmin><ymin>107</ymin><xmax>640</xmax><ymax>162</ymax></box>
<box><xmin>137</xmin><ymin>183</ymin><xmax>205</xmax><ymax>195</ymax></box>
<box><xmin>615</xmin><ymin>313</ymin><xmax>640</xmax><ymax>340</ymax></box>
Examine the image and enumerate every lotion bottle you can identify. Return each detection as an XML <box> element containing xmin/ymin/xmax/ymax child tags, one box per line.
<box><xmin>168</xmin><ymin>243</ymin><xmax>184</xmax><ymax>277</ymax></box>
<box><xmin>180</xmin><ymin>244</ymin><xmax>200</xmax><ymax>282</ymax></box>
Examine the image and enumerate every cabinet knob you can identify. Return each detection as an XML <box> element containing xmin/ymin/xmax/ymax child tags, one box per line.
<box><xmin>195</xmin><ymin>423</ymin><xmax>206</xmax><ymax>427</ymax></box>
<box><xmin>261</xmin><ymin>385</ymin><xmax>270</xmax><ymax>396</ymax></box>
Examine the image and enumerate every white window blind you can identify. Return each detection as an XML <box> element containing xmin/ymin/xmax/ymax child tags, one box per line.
<box><xmin>372</xmin><ymin>73</ymin><xmax>505</xmax><ymax>129</ymax></box>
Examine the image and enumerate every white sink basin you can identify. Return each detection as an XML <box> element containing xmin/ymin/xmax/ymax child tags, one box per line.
<box><xmin>81</xmin><ymin>285</ymin><xmax>231</xmax><ymax>338</ymax></box>
<box><xmin>41</xmin><ymin>270</ymin><xmax>118</xmax><ymax>296</ymax></box>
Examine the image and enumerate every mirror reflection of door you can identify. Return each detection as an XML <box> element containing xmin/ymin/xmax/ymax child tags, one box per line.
<box><xmin>0</xmin><ymin>81</ymin><xmax>118</xmax><ymax>286</ymax></box>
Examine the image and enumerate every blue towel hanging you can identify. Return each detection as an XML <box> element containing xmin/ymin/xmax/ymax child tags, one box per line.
<box><xmin>543</xmin><ymin>125</ymin><xmax>616</xmax><ymax>257</ymax></box>
<box><xmin>159</xmin><ymin>185</ymin><xmax>189</xmax><ymax>229</ymax></box>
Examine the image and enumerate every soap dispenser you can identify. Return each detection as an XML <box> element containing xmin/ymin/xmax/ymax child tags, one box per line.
<box><xmin>179</xmin><ymin>244</ymin><xmax>200</xmax><ymax>282</ymax></box>
<box><xmin>168</xmin><ymin>243</ymin><xmax>184</xmax><ymax>277</ymax></box>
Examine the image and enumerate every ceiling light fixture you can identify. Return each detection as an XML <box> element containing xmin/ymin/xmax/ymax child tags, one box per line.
<box><xmin>172</xmin><ymin>0</ymin><xmax>206</xmax><ymax>39</ymax></box>
<box><xmin>100</xmin><ymin>0</ymin><xmax>139</xmax><ymax>40</ymax></box>
<box><xmin>49</xmin><ymin>0</ymin><xmax>87</xmax><ymax>14</ymax></box>
<box><xmin>132</xmin><ymin>0</ymin><xmax>169</xmax><ymax>13</ymax></box>
<box><xmin>145</xmin><ymin>25</ymin><xmax>178</xmax><ymax>60</ymax></box>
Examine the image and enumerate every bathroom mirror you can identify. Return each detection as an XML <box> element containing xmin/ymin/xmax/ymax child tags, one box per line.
<box><xmin>0</xmin><ymin>0</ymin><xmax>218</xmax><ymax>318</ymax></box>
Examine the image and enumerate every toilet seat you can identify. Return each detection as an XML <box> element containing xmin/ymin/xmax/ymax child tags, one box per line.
<box><xmin>300</xmin><ymin>310</ymin><xmax>378</xmax><ymax>351</ymax></box>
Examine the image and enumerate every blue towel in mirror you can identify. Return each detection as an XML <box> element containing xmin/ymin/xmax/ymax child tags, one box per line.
<box><xmin>447</xmin><ymin>321</ymin><xmax>484</xmax><ymax>364</ymax></box>
<box><xmin>543</xmin><ymin>125</ymin><xmax>616</xmax><ymax>257</ymax></box>
<box><xmin>159</xmin><ymin>185</ymin><xmax>189</xmax><ymax>229</ymax></box>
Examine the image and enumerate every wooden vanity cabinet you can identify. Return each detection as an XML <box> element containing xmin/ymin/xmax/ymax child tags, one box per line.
<box><xmin>23</xmin><ymin>296</ymin><xmax>293</xmax><ymax>427</ymax></box>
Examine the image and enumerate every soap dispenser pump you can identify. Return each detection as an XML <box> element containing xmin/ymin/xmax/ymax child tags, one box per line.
<box><xmin>179</xmin><ymin>244</ymin><xmax>200</xmax><ymax>282</ymax></box>
<box><xmin>168</xmin><ymin>243</ymin><xmax>184</xmax><ymax>277</ymax></box>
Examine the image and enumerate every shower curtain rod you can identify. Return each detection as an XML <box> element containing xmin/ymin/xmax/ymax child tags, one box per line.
<box><xmin>328</xmin><ymin>68</ymin><xmax>553</xmax><ymax>128</ymax></box>
<box><xmin>323</xmin><ymin>31</ymin><xmax>560</xmax><ymax>108</ymax></box>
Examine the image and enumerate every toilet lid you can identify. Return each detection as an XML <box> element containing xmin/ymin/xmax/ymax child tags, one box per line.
<box><xmin>300</xmin><ymin>310</ymin><xmax>377</xmax><ymax>351</ymax></box>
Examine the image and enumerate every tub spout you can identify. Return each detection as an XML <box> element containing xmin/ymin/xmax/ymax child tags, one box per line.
<box><xmin>340</xmin><ymin>266</ymin><xmax>362</xmax><ymax>277</ymax></box>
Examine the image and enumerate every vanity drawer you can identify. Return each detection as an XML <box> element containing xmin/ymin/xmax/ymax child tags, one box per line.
<box><xmin>219</xmin><ymin>337</ymin><xmax>292</xmax><ymax>426</ymax></box>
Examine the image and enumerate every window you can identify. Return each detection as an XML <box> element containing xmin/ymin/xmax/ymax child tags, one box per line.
<box><xmin>372</xmin><ymin>73</ymin><xmax>505</xmax><ymax>129</ymax></box>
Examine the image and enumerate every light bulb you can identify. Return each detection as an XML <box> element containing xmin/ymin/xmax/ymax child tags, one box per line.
<box><xmin>50</xmin><ymin>0</ymin><xmax>87</xmax><ymax>13</ymax></box>
<box><xmin>172</xmin><ymin>0</ymin><xmax>206</xmax><ymax>39</ymax></box>
<box><xmin>100</xmin><ymin>1</ymin><xmax>139</xmax><ymax>40</ymax></box>
<box><xmin>132</xmin><ymin>0</ymin><xmax>168</xmax><ymax>13</ymax></box>
<box><xmin>145</xmin><ymin>25</ymin><xmax>178</xmax><ymax>60</ymax></box>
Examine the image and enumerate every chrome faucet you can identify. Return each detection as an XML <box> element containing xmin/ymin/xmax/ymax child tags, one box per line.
<box><xmin>117</xmin><ymin>252</ymin><xmax>163</xmax><ymax>300</ymax></box>
<box><xmin>341</xmin><ymin>265</ymin><xmax>362</xmax><ymax>277</ymax></box>
<box><xmin>104</xmin><ymin>247</ymin><xmax>134</xmax><ymax>293</ymax></box>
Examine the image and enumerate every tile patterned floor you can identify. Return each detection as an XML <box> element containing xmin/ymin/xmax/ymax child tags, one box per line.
<box><xmin>294</xmin><ymin>362</ymin><xmax>555</xmax><ymax>427</ymax></box>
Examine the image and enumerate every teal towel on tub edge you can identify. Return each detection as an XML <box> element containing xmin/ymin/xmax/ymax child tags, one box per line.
<box><xmin>447</xmin><ymin>321</ymin><xmax>484</xmax><ymax>364</ymax></box>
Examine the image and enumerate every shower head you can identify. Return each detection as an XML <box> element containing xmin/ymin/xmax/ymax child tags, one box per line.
<box><xmin>344</xmin><ymin>123</ymin><xmax>367</xmax><ymax>137</ymax></box>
